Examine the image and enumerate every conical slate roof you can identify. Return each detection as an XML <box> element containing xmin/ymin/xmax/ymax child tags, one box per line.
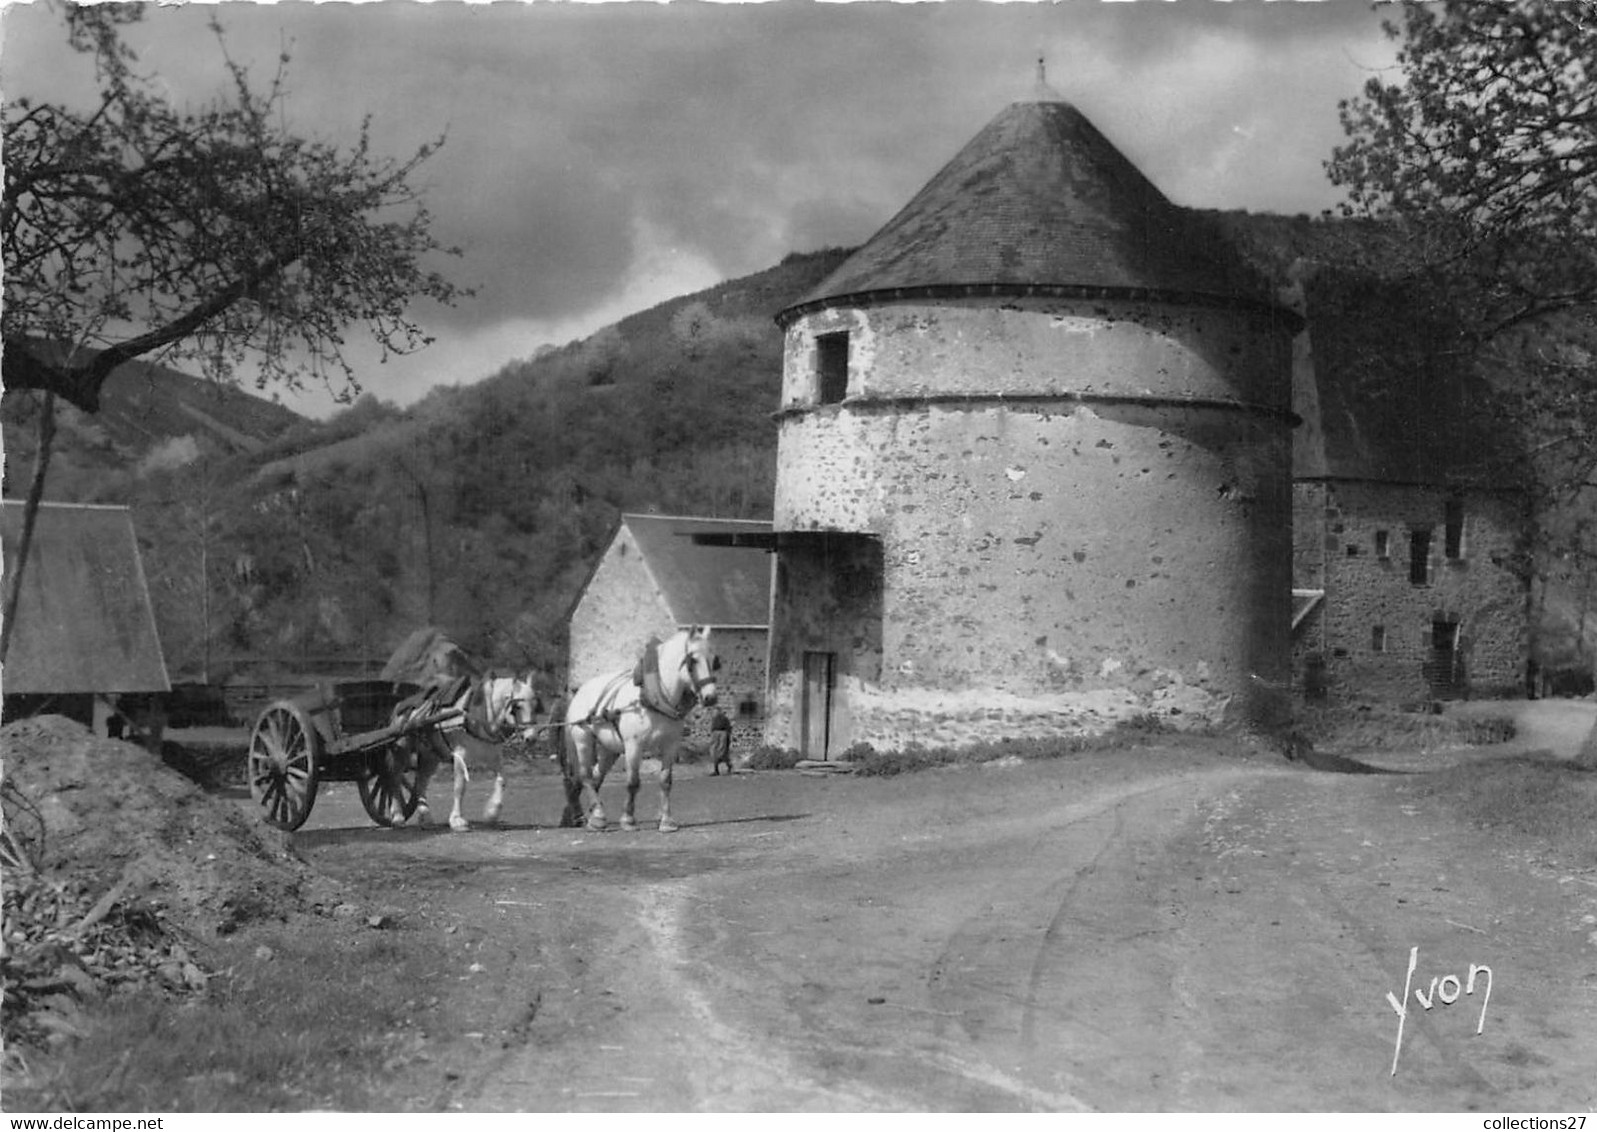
<box><xmin>783</xmin><ymin>98</ymin><xmax>1273</xmax><ymax>321</ymax></box>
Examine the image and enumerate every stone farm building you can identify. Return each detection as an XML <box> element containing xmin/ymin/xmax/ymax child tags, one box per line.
<box><xmin>748</xmin><ymin>88</ymin><xmax>1531</xmax><ymax>758</ymax></box>
<box><xmin>1</xmin><ymin>500</ymin><xmax>171</xmax><ymax>736</ymax></box>
<box><xmin>1279</xmin><ymin>256</ymin><xmax>1529</xmax><ymax>705</ymax></box>
<box><xmin>567</xmin><ymin>513</ymin><xmax>772</xmax><ymax>753</ymax></box>
<box><xmin>760</xmin><ymin>89</ymin><xmax>1302</xmax><ymax>758</ymax></box>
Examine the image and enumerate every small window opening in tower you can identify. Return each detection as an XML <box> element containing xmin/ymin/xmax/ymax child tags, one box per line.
<box><xmin>1374</xmin><ymin>530</ymin><xmax>1390</xmax><ymax>559</ymax></box>
<box><xmin>1409</xmin><ymin>528</ymin><xmax>1432</xmax><ymax>585</ymax></box>
<box><xmin>816</xmin><ymin>331</ymin><xmax>849</xmax><ymax>405</ymax></box>
<box><xmin>1444</xmin><ymin>498</ymin><xmax>1465</xmax><ymax>559</ymax></box>
<box><xmin>1371</xmin><ymin>625</ymin><xmax>1387</xmax><ymax>653</ymax></box>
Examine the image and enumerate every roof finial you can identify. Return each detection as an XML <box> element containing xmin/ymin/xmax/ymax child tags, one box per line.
<box><xmin>1030</xmin><ymin>52</ymin><xmax>1064</xmax><ymax>103</ymax></box>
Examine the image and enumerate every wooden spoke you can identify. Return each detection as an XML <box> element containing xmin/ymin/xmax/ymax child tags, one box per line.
<box><xmin>357</xmin><ymin>742</ymin><xmax>420</xmax><ymax>827</ymax></box>
<box><xmin>248</xmin><ymin>701</ymin><xmax>321</xmax><ymax>831</ymax></box>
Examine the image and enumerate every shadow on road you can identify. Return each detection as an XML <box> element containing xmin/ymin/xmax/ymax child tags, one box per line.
<box><xmin>671</xmin><ymin>812</ymin><xmax>811</xmax><ymax>830</ymax></box>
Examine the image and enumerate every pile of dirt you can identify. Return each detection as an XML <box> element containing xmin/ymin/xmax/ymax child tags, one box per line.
<box><xmin>2</xmin><ymin>715</ymin><xmax>334</xmax><ymax>927</ymax></box>
<box><xmin>2</xmin><ymin>715</ymin><xmax>343</xmax><ymax>1051</ymax></box>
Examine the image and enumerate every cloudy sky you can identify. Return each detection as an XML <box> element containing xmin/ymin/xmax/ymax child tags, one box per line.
<box><xmin>1</xmin><ymin>0</ymin><xmax>1399</xmax><ymax>418</ymax></box>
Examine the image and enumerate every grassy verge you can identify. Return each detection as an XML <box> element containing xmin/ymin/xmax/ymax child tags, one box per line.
<box><xmin>1295</xmin><ymin>705</ymin><xmax>1516</xmax><ymax>753</ymax></box>
<box><xmin>1409</xmin><ymin>756</ymin><xmax>1597</xmax><ymax>870</ymax></box>
<box><xmin>4</xmin><ymin>913</ymin><xmax>487</xmax><ymax>1112</ymax></box>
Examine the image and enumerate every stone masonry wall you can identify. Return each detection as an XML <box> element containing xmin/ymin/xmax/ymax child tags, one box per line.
<box><xmin>567</xmin><ymin>528</ymin><xmax>672</xmax><ymax>691</ymax></box>
<box><xmin>1291</xmin><ymin>481</ymin><xmax>1527</xmax><ymax>703</ymax></box>
<box><xmin>767</xmin><ymin>295</ymin><xmax>1295</xmax><ymax>751</ymax></box>
<box><xmin>765</xmin><ymin>535</ymin><xmax>883</xmax><ymax>756</ymax></box>
<box><xmin>568</xmin><ymin>534</ymin><xmax>767</xmax><ymax>751</ymax></box>
<box><xmin>681</xmin><ymin>627</ymin><xmax>767</xmax><ymax>757</ymax></box>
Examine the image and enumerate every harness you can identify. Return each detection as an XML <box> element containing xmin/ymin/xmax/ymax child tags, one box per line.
<box><xmin>458</xmin><ymin>679</ymin><xmax>515</xmax><ymax>743</ymax></box>
<box><xmin>577</xmin><ymin>649</ymin><xmax>699</xmax><ymax>730</ymax></box>
<box><xmin>397</xmin><ymin>674</ymin><xmax>522</xmax><ymax>744</ymax></box>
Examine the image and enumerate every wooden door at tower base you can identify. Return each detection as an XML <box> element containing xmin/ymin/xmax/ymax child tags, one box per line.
<box><xmin>800</xmin><ymin>651</ymin><xmax>835</xmax><ymax>760</ymax></box>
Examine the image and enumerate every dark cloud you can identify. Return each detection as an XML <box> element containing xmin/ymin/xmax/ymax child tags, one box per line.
<box><xmin>1</xmin><ymin>0</ymin><xmax>1394</xmax><ymax>414</ymax></box>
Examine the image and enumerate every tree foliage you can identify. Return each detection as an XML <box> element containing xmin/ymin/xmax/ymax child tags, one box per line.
<box><xmin>1326</xmin><ymin>0</ymin><xmax>1597</xmax><ymax>669</ymax></box>
<box><xmin>2</xmin><ymin>3</ymin><xmax>467</xmax><ymax>413</ymax></box>
<box><xmin>121</xmin><ymin>248</ymin><xmax>847</xmax><ymax>682</ymax></box>
<box><xmin>1325</xmin><ymin>0</ymin><xmax>1597</xmax><ymax>499</ymax></box>
<box><xmin>1327</xmin><ymin>0</ymin><xmax>1595</xmax><ymax>332</ymax></box>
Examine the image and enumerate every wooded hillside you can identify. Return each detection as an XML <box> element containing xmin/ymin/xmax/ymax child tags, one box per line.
<box><xmin>31</xmin><ymin>247</ymin><xmax>851</xmax><ymax>682</ymax></box>
<box><xmin>7</xmin><ymin>221</ymin><xmax>1591</xmax><ymax>689</ymax></box>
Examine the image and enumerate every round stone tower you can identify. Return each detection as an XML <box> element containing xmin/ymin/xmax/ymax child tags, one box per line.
<box><xmin>764</xmin><ymin>93</ymin><xmax>1298</xmax><ymax>756</ymax></box>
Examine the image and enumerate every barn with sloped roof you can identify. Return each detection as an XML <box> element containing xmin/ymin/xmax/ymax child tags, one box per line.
<box><xmin>1</xmin><ymin>500</ymin><xmax>170</xmax><ymax>736</ymax></box>
<box><xmin>761</xmin><ymin>85</ymin><xmax>1300</xmax><ymax>757</ymax></box>
<box><xmin>567</xmin><ymin>513</ymin><xmax>772</xmax><ymax>750</ymax></box>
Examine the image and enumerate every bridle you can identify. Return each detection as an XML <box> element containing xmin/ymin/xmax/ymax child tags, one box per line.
<box><xmin>467</xmin><ymin>676</ymin><xmax>537</xmax><ymax>742</ymax></box>
<box><xmin>681</xmin><ymin>647</ymin><xmax>720</xmax><ymax>701</ymax></box>
<box><xmin>640</xmin><ymin>640</ymin><xmax>720</xmax><ymax>720</ymax></box>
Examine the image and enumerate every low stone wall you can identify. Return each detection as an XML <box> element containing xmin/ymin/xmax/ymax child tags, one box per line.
<box><xmin>822</xmin><ymin>681</ymin><xmax>1231</xmax><ymax>754</ymax></box>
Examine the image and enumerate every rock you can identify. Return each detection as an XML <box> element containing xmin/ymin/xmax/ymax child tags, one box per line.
<box><xmin>254</xmin><ymin>944</ymin><xmax>275</xmax><ymax>962</ymax></box>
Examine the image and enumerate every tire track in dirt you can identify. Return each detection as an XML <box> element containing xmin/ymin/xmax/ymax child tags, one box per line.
<box><xmin>1017</xmin><ymin>803</ymin><xmax>1126</xmax><ymax>1053</ymax></box>
<box><xmin>299</xmin><ymin>745</ymin><xmax>1597</xmax><ymax>1111</ymax></box>
<box><xmin>1159</xmin><ymin>769</ymin><xmax>1597</xmax><ymax>1110</ymax></box>
<box><xmin>916</xmin><ymin>765</ymin><xmax>1283</xmax><ymax>1109</ymax></box>
<box><xmin>628</xmin><ymin>880</ymin><xmax>905</xmax><ymax>1111</ymax></box>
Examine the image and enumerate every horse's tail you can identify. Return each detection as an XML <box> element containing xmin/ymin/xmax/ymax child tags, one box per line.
<box><xmin>556</xmin><ymin>711</ymin><xmax>586</xmax><ymax>829</ymax></box>
<box><xmin>562</xmin><ymin>710</ymin><xmax>583</xmax><ymax>771</ymax></box>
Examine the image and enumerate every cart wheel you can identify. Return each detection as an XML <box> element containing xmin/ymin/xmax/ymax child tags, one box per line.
<box><xmin>358</xmin><ymin>740</ymin><xmax>421</xmax><ymax>827</ymax></box>
<box><xmin>249</xmin><ymin>701</ymin><xmax>320</xmax><ymax>831</ymax></box>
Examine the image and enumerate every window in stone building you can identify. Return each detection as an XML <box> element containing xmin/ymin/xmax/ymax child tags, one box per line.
<box><xmin>1372</xmin><ymin>625</ymin><xmax>1387</xmax><ymax>653</ymax></box>
<box><xmin>737</xmin><ymin>698</ymin><xmax>759</xmax><ymax>720</ymax></box>
<box><xmin>1409</xmin><ymin>528</ymin><xmax>1432</xmax><ymax>585</ymax></box>
<box><xmin>1375</xmin><ymin>530</ymin><xmax>1390</xmax><ymax>559</ymax></box>
<box><xmin>816</xmin><ymin>331</ymin><xmax>850</xmax><ymax>404</ymax></box>
<box><xmin>1445</xmin><ymin>498</ymin><xmax>1465</xmax><ymax>559</ymax></box>
<box><xmin>1346</xmin><ymin>544</ymin><xmax>1362</xmax><ymax>557</ymax></box>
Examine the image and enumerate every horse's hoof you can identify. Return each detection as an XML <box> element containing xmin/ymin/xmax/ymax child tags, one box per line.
<box><xmin>620</xmin><ymin>816</ymin><xmax>638</xmax><ymax>832</ymax></box>
<box><xmin>586</xmin><ymin>817</ymin><xmax>606</xmax><ymax>832</ymax></box>
<box><xmin>449</xmin><ymin>817</ymin><xmax>470</xmax><ymax>832</ymax></box>
<box><xmin>659</xmin><ymin>818</ymin><xmax>680</xmax><ymax>833</ymax></box>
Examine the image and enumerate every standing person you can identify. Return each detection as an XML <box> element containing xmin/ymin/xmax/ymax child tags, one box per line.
<box><xmin>708</xmin><ymin>707</ymin><xmax>733</xmax><ymax>776</ymax></box>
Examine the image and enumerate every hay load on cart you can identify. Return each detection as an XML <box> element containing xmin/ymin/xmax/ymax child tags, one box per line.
<box><xmin>246</xmin><ymin>628</ymin><xmax>480</xmax><ymax>832</ymax></box>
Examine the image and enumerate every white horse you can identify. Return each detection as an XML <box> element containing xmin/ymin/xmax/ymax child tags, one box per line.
<box><xmin>398</xmin><ymin>672</ymin><xmax>540</xmax><ymax>831</ymax></box>
<box><xmin>564</xmin><ymin>627</ymin><xmax>719</xmax><ymax>833</ymax></box>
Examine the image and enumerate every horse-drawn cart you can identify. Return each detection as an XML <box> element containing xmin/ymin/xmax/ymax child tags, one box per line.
<box><xmin>246</xmin><ymin>679</ymin><xmax>449</xmax><ymax>831</ymax></box>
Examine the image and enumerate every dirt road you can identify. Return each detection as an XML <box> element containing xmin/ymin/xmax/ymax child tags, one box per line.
<box><xmin>292</xmin><ymin>731</ymin><xmax>1597</xmax><ymax>1112</ymax></box>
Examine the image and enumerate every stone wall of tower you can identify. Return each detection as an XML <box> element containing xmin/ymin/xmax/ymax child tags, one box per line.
<box><xmin>765</xmin><ymin>295</ymin><xmax>1294</xmax><ymax>751</ymax></box>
